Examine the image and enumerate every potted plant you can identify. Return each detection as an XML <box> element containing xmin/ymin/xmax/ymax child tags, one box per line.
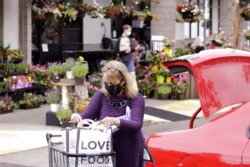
<box><xmin>0</xmin><ymin>43</ymin><xmax>10</xmax><ymax>62</ymax></box>
<box><xmin>17</xmin><ymin>93</ymin><xmax>44</xmax><ymax>109</ymax></box>
<box><xmin>176</xmin><ymin>2</ymin><xmax>204</xmax><ymax>23</ymax></box>
<box><xmin>15</xmin><ymin>63</ymin><xmax>30</xmax><ymax>74</ymax></box>
<box><xmin>162</xmin><ymin>38</ymin><xmax>174</xmax><ymax>55</ymax></box>
<box><xmin>0</xmin><ymin>94</ymin><xmax>14</xmax><ymax>114</ymax></box>
<box><xmin>47</xmin><ymin>63</ymin><xmax>65</xmax><ymax>83</ymax></box>
<box><xmin>209</xmin><ymin>30</ymin><xmax>230</xmax><ymax>48</ymax></box>
<box><xmin>171</xmin><ymin>73</ymin><xmax>189</xmax><ymax>100</ymax></box>
<box><xmin>157</xmin><ymin>84</ymin><xmax>172</xmax><ymax>100</ymax></box>
<box><xmin>7</xmin><ymin>49</ymin><xmax>24</xmax><ymax>63</ymax></box>
<box><xmin>45</xmin><ymin>88</ymin><xmax>61</xmax><ymax>112</ymax></box>
<box><xmin>240</xmin><ymin>6</ymin><xmax>250</xmax><ymax>20</ymax></box>
<box><xmin>63</xmin><ymin>58</ymin><xmax>75</xmax><ymax>79</ymax></box>
<box><xmin>72</xmin><ymin>58</ymin><xmax>89</xmax><ymax>85</ymax></box>
<box><xmin>55</xmin><ymin>108</ymin><xmax>73</xmax><ymax>128</ymax></box>
<box><xmin>155</xmin><ymin>66</ymin><xmax>169</xmax><ymax>84</ymax></box>
<box><xmin>137</xmin><ymin>66</ymin><xmax>156</xmax><ymax>98</ymax></box>
<box><xmin>243</xmin><ymin>29</ymin><xmax>250</xmax><ymax>41</ymax></box>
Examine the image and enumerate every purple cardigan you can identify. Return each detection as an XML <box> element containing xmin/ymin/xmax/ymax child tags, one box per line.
<box><xmin>81</xmin><ymin>90</ymin><xmax>145</xmax><ymax>167</ymax></box>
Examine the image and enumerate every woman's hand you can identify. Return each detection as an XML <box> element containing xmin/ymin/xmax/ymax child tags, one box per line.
<box><xmin>70</xmin><ymin>113</ymin><xmax>82</xmax><ymax>123</ymax></box>
<box><xmin>100</xmin><ymin>117</ymin><xmax>120</xmax><ymax>127</ymax></box>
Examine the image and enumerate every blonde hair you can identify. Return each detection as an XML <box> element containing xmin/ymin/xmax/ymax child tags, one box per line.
<box><xmin>123</xmin><ymin>24</ymin><xmax>132</xmax><ymax>31</ymax></box>
<box><xmin>101</xmin><ymin>60</ymin><xmax>138</xmax><ymax>99</ymax></box>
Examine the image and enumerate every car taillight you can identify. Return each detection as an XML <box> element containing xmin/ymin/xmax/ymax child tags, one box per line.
<box><xmin>143</xmin><ymin>146</ymin><xmax>155</xmax><ymax>167</ymax></box>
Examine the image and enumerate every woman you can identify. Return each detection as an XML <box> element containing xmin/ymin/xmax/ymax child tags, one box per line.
<box><xmin>71</xmin><ymin>60</ymin><xmax>145</xmax><ymax>167</ymax></box>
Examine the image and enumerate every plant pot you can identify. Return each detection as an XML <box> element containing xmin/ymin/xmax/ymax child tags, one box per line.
<box><xmin>19</xmin><ymin>103</ymin><xmax>41</xmax><ymax>109</ymax></box>
<box><xmin>152</xmin><ymin>65</ymin><xmax>159</xmax><ymax>72</ymax></box>
<box><xmin>156</xmin><ymin>75</ymin><xmax>165</xmax><ymax>83</ymax></box>
<box><xmin>75</xmin><ymin>78</ymin><xmax>85</xmax><ymax>85</ymax></box>
<box><xmin>60</xmin><ymin>121</ymin><xmax>75</xmax><ymax>128</ymax></box>
<box><xmin>212</xmin><ymin>40</ymin><xmax>223</xmax><ymax>47</ymax></box>
<box><xmin>50</xmin><ymin>74</ymin><xmax>60</xmax><ymax>83</ymax></box>
<box><xmin>50</xmin><ymin>103</ymin><xmax>60</xmax><ymax>112</ymax></box>
<box><xmin>0</xmin><ymin>108</ymin><xmax>13</xmax><ymax>114</ymax></box>
<box><xmin>177</xmin><ymin>93</ymin><xmax>186</xmax><ymax>100</ymax></box>
<box><xmin>182</xmin><ymin>11</ymin><xmax>193</xmax><ymax>19</ymax></box>
<box><xmin>166</xmin><ymin>77</ymin><xmax>172</xmax><ymax>83</ymax></box>
<box><xmin>158</xmin><ymin>94</ymin><xmax>170</xmax><ymax>100</ymax></box>
<box><xmin>66</xmin><ymin>71</ymin><xmax>74</xmax><ymax>79</ymax></box>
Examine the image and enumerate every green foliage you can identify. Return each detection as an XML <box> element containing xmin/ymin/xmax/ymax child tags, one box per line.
<box><xmin>157</xmin><ymin>85</ymin><xmax>172</xmax><ymax>95</ymax></box>
<box><xmin>16</xmin><ymin>93</ymin><xmax>45</xmax><ymax>108</ymax></box>
<box><xmin>156</xmin><ymin>66</ymin><xmax>169</xmax><ymax>77</ymax></box>
<box><xmin>15</xmin><ymin>63</ymin><xmax>30</xmax><ymax>73</ymax></box>
<box><xmin>0</xmin><ymin>63</ymin><xmax>16</xmax><ymax>76</ymax></box>
<box><xmin>45</xmin><ymin>88</ymin><xmax>61</xmax><ymax>104</ymax></box>
<box><xmin>174</xmin><ymin>48</ymin><xmax>191</xmax><ymax>57</ymax></box>
<box><xmin>31</xmin><ymin>68</ymin><xmax>50</xmax><ymax>86</ymax></box>
<box><xmin>47</xmin><ymin>63</ymin><xmax>65</xmax><ymax>75</ymax></box>
<box><xmin>72</xmin><ymin>63</ymin><xmax>88</xmax><ymax>78</ymax></box>
<box><xmin>56</xmin><ymin>108</ymin><xmax>72</xmax><ymax>122</ymax></box>
<box><xmin>0</xmin><ymin>79</ymin><xmax>10</xmax><ymax>94</ymax></box>
<box><xmin>87</xmin><ymin>72</ymin><xmax>102</xmax><ymax>97</ymax></box>
<box><xmin>63</xmin><ymin>58</ymin><xmax>76</xmax><ymax>71</ymax></box>
<box><xmin>137</xmin><ymin>66</ymin><xmax>156</xmax><ymax>96</ymax></box>
<box><xmin>0</xmin><ymin>94</ymin><xmax>14</xmax><ymax>111</ymax></box>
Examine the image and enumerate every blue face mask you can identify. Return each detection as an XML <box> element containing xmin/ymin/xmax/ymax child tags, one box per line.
<box><xmin>105</xmin><ymin>82</ymin><xmax>124</xmax><ymax>97</ymax></box>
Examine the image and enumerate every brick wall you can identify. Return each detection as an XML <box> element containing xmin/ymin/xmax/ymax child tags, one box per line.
<box><xmin>151</xmin><ymin>0</ymin><xmax>176</xmax><ymax>40</ymax></box>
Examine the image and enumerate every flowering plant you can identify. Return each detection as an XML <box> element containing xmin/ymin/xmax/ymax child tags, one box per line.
<box><xmin>210</xmin><ymin>31</ymin><xmax>231</xmax><ymax>47</ymax></box>
<box><xmin>163</xmin><ymin>38</ymin><xmax>174</xmax><ymax>49</ymax></box>
<box><xmin>30</xmin><ymin>65</ymin><xmax>50</xmax><ymax>87</ymax></box>
<box><xmin>147</xmin><ymin>52</ymin><xmax>165</xmax><ymax>66</ymax></box>
<box><xmin>32</xmin><ymin>0</ymin><xmax>91</xmax><ymax>22</ymax></box>
<box><xmin>176</xmin><ymin>2</ymin><xmax>203</xmax><ymax>22</ymax></box>
<box><xmin>103</xmin><ymin>5</ymin><xmax>121</xmax><ymax>18</ymax></box>
<box><xmin>171</xmin><ymin>73</ymin><xmax>189</xmax><ymax>94</ymax></box>
<box><xmin>87</xmin><ymin>72</ymin><xmax>102</xmax><ymax>97</ymax></box>
<box><xmin>132</xmin><ymin>9</ymin><xmax>157</xmax><ymax>21</ymax></box>
<box><xmin>155</xmin><ymin>65</ymin><xmax>170</xmax><ymax>77</ymax></box>
<box><xmin>240</xmin><ymin>6</ymin><xmax>250</xmax><ymax>20</ymax></box>
<box><xmin>243</xmin><ymin>29</ymin><xmax>250</xmax><ymax>41</ymax></box>
<box><xmin>137</xmin><ymin>66</ymin><xmax>156</xmax><ymax>96</ymax></box>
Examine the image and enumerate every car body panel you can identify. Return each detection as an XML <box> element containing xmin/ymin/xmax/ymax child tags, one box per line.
<box><xmin>146</xmin><ymin>49</ymin><xmax>250</xmax><ymax>166</ymax></box>
<box><xmin>163</xmin><ymin>49</ymin><xmax>250</xmax><ymax>117</ymax></box>
<box><xmin>243</xmin><ymin>143</ymin><xmax>250</xmax><ymax>165</ymax></box>
<box><xmin>146</xmin><ymin>102</ymin><xmax>250</xmax><ymax>166</ymax></box>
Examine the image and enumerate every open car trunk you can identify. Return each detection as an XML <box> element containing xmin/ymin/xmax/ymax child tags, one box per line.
<box><xmin>163</xmin><ymin>49</ymin><xmax>250</xmax><ymax>118</ymax></box>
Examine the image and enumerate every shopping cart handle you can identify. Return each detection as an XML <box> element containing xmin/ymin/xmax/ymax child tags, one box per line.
<box><xmin>46</xmin><ymin>133</ymin><xmax>62</xmax><ymax>142</ymax></box>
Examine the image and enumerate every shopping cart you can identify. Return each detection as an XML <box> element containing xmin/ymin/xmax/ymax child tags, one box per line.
<box><xmin>46</xmin><ymin>133</ymin><xmax>116</xmax><ymax>167</ymax></box>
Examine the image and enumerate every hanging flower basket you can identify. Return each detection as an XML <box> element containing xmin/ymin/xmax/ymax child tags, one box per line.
<box><xmin>176</xmin><ymin>2</ymin><xmax>204</xmax><ymax>23</ymax></box>
<box><xmin>240</xmin><ymin>7</ymin><xmax>250</xmax><ymax>21</ymax></box>
<box><xmin>243</xmin><ymin>29</ymin><xmax>250</xmax><ymax>41</ymax></box>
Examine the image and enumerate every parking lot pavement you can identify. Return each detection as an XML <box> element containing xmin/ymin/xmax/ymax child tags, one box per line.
<box><xmin>0</xmin><ymin>98</ymin><xmax>200</xmax><ymax>166</ymax></box>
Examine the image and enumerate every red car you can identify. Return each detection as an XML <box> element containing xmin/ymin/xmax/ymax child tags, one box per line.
<box><xmin>144</xmin><ymin>49</ymin><xmax>250</xmax><ymax>167</ymax></box>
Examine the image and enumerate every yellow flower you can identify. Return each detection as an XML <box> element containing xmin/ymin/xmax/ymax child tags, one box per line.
<box><xmin>163</xmin><ymin>47</ymin><xmax>170</xmax><ymax>54</ymax></box>
<box><xmin>77</xmin><ymin>56</ymin><xmax>84</xmax><ymax>63</ymax></box>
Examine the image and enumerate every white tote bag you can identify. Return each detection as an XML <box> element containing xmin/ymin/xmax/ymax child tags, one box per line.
<box><xmin>63</xmin><ymin>119</ymin><xmax>114</xmax><ymax>166</ymax></box>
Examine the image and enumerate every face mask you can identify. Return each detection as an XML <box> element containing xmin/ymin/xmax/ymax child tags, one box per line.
<box><xmin>127</xmin><ymin>31</ymin><xmax>131</xmax><ymax>36</ymax></box>
<box><xmin>105</xmin><ymin>82</ymin><xmax>124</xmax><ymax>97</ymax></box>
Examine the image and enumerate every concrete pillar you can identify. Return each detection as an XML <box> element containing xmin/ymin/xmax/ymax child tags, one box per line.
<box><xmin>3</xmin><ymin>0</ymin><xmax>19</xmax><ymax>49</ymax></box>
<box><xmin>0</xmin><ymin>0</ymin><xmax>3</xmax><ymax>42</ymax></box>
<box><xmin>19</xmin><ymin>0</ymin><xmax>32</xmax><ymax>64</ymax></box>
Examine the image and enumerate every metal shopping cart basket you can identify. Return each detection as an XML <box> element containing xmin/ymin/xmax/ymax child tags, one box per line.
<box><xmin>46</xmin><ymin>133</ymin><xmax>116</xmax><ymax>167</ymax></box>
